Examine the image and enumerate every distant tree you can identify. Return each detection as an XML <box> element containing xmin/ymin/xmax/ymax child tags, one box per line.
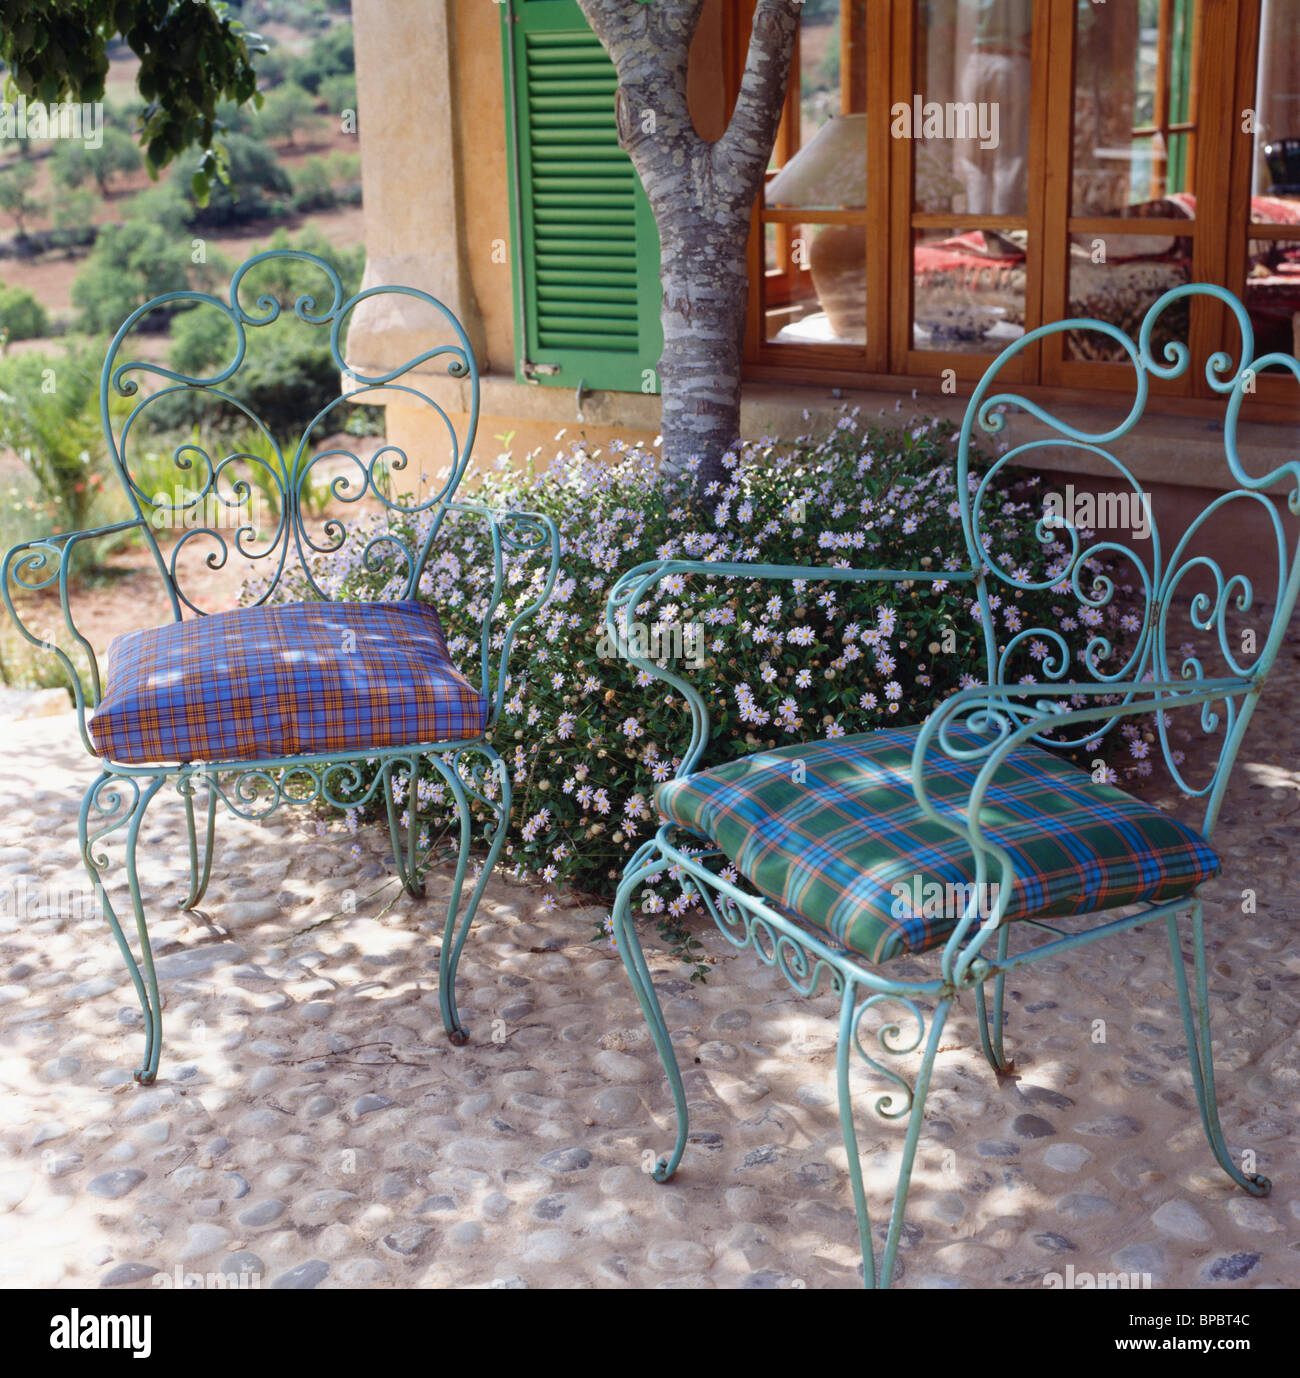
<box><xmin>71</xmin><ymin>221</ymin><xmax>194</xmax><ymax>333</ymax></box>
<box><xmin>50</xmin><ymin>142</ymin><xmax>92</xmax><ymax>191</ymax></box>
<box><xmin>213</xmin><ymin>99</ymin><xmax>259</xmax><ymax>137</ymax></box>
<box><xmin>258</xmin><ymin>83</ymin><xmax>316</xmax><ymax>146</ymax></box>
<box><xmin>169</xmin><ymin>300</ymin><xmax>241</xmax><ymax>378</ymax></box>
<box><xmin>253</xmin><ymin>45</ymin><xmax>290</xmax><ymax>89</ymax></box>
<box><xmin>289</xmin><ymin>23</ymin><xmax>354</xmax><ymax>94</ymax></box>
<box><xmin>158</xmin><ymin>227</ymin><xmax>366</xmax><ymax>439</ymax></box>
<box><xmin>51</xmin><ymin>126</ymin><xmax>141</xmax><ymax>195</ymax></box>
<box><xmin>49</xmin><ymin>183</ymin><xmax>99</xmax><ymax>253</ymax></box>
<box><xmin>129</xmin><ymin>182</ymin><xmax>193</xmax><ymax>237</ymax></box>
<box><xmin>325</xmin><ymin>150</ymin><xmax>360</xmax><ymax>184</ymax></box>
<box><xmin>318</xmin><ymin>73</ymin><xmax>357</xmax><ymax>119</ymax></box>
<box><xmin>100</xmin><ymin>125</ymin><xmax>144</xmax><ymax>189</ymax></box>
<box><xmin>241</xmin><ymin>225</ymin><xmax>364</xmax><ymax>301</ymax></box>
<box><xmin>176</xmin><ymin>131</ymin><xmax>292</xmax><ymax>226</ymax></box>
<box><xmin>0</xmin><ymin>162</ymin><xmax>43</xmax><ymax>238</ymax></box>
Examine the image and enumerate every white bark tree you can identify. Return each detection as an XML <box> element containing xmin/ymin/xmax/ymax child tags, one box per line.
<box><xmin>576</xmin><ymin>0</ymin><xmax>800</xmax><ymax>494</ymax></box>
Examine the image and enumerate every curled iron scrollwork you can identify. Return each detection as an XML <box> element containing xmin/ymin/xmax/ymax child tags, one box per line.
<box><xmin>690</xmin><ymin>869</ymin><xmax>845</xmax><ymax>1000</ymax></box>
<box><xmin>99</xmin><ymin>249</ymin><xmax>481</xmax><ymax>617</ymax></box>
<box><xmin>849</xmin><ymin>994</ymin><xmax>928</xmax><ymax>1120</ymax></box>
<box><xmin>954</xmin><ymin>283</ymin><xmax>1300</xmax><ymax>780</ymax></box>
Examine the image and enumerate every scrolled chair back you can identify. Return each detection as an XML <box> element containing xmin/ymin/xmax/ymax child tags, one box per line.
<box><xmin>99</xmin><ymin>248</ymin><xmax>479</xmax><ymax>618</ymax></box>
<box><xmin>953</xmin><ymin>283</ymin><xmax>1300</xmax><ymax>833</ymax></box>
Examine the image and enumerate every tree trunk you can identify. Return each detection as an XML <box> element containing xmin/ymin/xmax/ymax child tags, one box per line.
<box><xmin>577</xmin><ymin>0</ymin><xmax>799</xmax><ymax>494</ymax></box>
<box><xmin>658</xmin><ymin>218</ymin><xmax>749</xmax><ymax>491</ymax></box>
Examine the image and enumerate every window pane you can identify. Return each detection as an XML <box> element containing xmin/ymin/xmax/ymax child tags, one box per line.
<box><xmin>911</xmin><ymin>0</ymin><xmax>1033</xmax><ymax>215</ymax></box>
<box><xmin>764</xmin><ymin>222</ymin><xmax>866</xmax><ymax>345</ymax></box>
<box><xmin>1245</xmin><ymin>238</ymin><xmax>1300</xmax><ymax>361</ymax></box>
<box><xmin>1066</xmin><ymin>235</ymin><xmax>1191</xmax><ymax>361</ymax></box>
<box><xmin>1073</xmin><ymin>0</ymin><xmax>1199</xmax><ymax>217</ymax></box>
<box><xmin>912</xmin><ymin>227</ymin><xmax>1026</xmax><ymax>351</ymax></box>
<box><xmin>765</xmin><ymin>1</ymin><xmax>865</xmax><ymax>212</ymax></box>
<box><xmin>1252</xmin><ymin>2</ymin><xmax>1300</xmax><ymax>225</ymax></box>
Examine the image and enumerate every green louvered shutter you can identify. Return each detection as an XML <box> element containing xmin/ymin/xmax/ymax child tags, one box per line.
<box><xmin>501</xmin><ymin>0</ymin><xmax>662</xmax><ymax>392</ymax></box>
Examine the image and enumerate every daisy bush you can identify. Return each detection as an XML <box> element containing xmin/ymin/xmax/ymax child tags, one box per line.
<box><xmin>268</xmin><ymin>412</ymin><xmax>1151</xmax><ymax>969</ymax></box>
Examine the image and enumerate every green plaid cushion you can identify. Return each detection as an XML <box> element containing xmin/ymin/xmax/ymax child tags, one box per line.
<box><xmin>655</xmin><ymin>725</ymin><xmax>1219</xmax><ymax>963</ymax></box>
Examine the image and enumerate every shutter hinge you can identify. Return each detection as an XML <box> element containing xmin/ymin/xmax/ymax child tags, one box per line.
<box><xmin>521</xmin><ymin>360</ymin><xmax>561</xmax><ymax>382</ymax></box>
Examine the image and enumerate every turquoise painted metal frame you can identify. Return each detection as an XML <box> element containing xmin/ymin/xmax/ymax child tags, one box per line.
<box><xmin>2</xmin><ymin>250</ymin><xmax>559</xmax><ymax>1083</ymax></box>
<box><xmin>603</xmin><ymin>284</ymin><xmax>1300</xmax><ymax>1288</ymax></box>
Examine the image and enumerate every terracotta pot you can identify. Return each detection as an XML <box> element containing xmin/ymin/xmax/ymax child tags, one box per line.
<box><xmin>809</xmin><ymin>224</ymin><xmax>867</xmax><ymax>340</ymax></box>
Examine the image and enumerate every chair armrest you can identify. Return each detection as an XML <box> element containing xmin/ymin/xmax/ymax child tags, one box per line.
<box><xmin>916</xmin><ymin>675</ymin><xmax>1257</xmax><ymax>784</ymax></box>
<box><xmin>604</xmin><ymin>557</ymin><xmax>974</xmax><ymax>776</ymax></box>
<box><xmin>2</xmin><ymin>521</ymin><xmax>140</xmax><ymax>755</ymax></box>
<box><xmin>912</xmin><ymin>675</ymin><xmax>1256</xmax><ymax>981</ymax></box>
<box><xmin>444</xmin><ymin>502</ymin><xmax>559</xmax><ymax>728</ymax></box>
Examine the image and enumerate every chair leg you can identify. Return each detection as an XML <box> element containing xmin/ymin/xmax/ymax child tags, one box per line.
<box><xmin>178</xmin><ymin>774</ymin><xmax>217</xmax><ymax>911</ymax></box>
<box><xmin>1166</xmin><ymin>902</ymin><xmax>1271</xmax><ymax>1196</ymax></box>
<box><xmin>611</xmin><ymin>849</ymin><xmax>688</xmax><ymax>1182</ymax></box>
<box><xmin>79</xmin><ymin>772</ymin><xmax>168</xmax><ymax>1084</ymax></box>
<box><xmin>381</xmin><ymin>760</ymin><xmax>425</xmax><ymax>898</ymax></box>
<box><xmin>974</xmin><ymin>924</ymin><xmax>1011</xmax><ymax>1073</ymax></box>
<box><xmin>435</xmin><ymin>751</ymin><xmax>511</xmax><ymax>1047</ymax></box>
<box><xmin>837</xmin><ymin>984</ymin><xmax>952</xmax><ymax>1288</ymax></box>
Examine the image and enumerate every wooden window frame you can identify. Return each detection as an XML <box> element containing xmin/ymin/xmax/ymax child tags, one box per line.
<box><xmin>731</xmin><ymin>0</ymin><xmax>1300</xmax><ymax>423</ymax></box>
<box><xmin>889</xmin><ymin>0</ymin><xmax>1045</xmax><ymax>387</ymax></box>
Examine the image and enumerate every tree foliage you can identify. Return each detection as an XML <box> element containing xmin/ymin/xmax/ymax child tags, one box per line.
<box><xmin>0</xmin><ymin>0</ymin><xmax>264</xmax><ymax>201</ymax></box>
<box><xmin>175</xmin><ymin>129</ymin><xmax>291</xmax><ymax>225</ymax></box>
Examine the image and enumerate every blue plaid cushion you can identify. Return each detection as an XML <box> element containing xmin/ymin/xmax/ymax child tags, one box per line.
<box><xmin>90</xmin><ymin>600</ymin><xmax>486</xmax><ymax>765</ymax></box>
<box><xmin>656</xmin><ymin>725</ymin><xmax>1220</xmax><ymax>963</ymax></box>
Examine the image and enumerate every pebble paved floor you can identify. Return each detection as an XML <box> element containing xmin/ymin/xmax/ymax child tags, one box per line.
<box><xmin>1</xmin><ymin>648</ymin><xmax>1298</xmax><ymax>1291</ymax></box>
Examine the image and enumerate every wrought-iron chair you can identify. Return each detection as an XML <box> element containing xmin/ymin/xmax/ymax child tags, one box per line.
<box><xmin>604</xmin><ymin>284</ymin><xmax>1300</xmax><ymax>1288</ymax></box>
<box><xmin>1</xmin><ymin>250</ymin><xmax>558</xmax><ymax>1083</ymax></box>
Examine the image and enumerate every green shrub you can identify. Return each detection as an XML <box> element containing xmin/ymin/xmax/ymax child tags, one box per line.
<box><xmin>325</xmin><ymin>150</ymin><xmax>360</xmax><ymax>184</ymax></box>
<box><xmin>290</xmin><ymin>156</ymin><xmax>336</xmax><ymax>212</ymax></box>
<box><xmin>212</xmin><ymin>98</ymin><xmax>261</xmax><ymax>137</ymax></box>
<box><xmin>48</xmin><ymin>182</ymin><xmax>99</xmax><ymax>253</ymax></box>
<box><xmin>266</xmin><ymin>419</ymin><xmax>1142</xmax><ymax>970</ymax></box>
<box><xmin>0</xmin><ymin>280</ymin><xmax>49</xmax><ymax>340</ymax></box>
<box><xmin>128</xmin><ymin>424</ymin><xmax>333</xmax><ymax>529</ymax></box>
<box><xmin>0</xmin><ymin>344</ymin><xmax>108</xmax><ymax>532</ymax></box>
<box><xmin>251</xmin><ymin>47</ymin><xmax>290</xmax><ymax>89</ymax></box>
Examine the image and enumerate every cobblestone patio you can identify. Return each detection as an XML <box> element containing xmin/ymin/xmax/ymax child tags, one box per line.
<box><xmin>1</xmin><ymin>639</ymin><xmax>1298</xmax><ymax>1290</ymax></box>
